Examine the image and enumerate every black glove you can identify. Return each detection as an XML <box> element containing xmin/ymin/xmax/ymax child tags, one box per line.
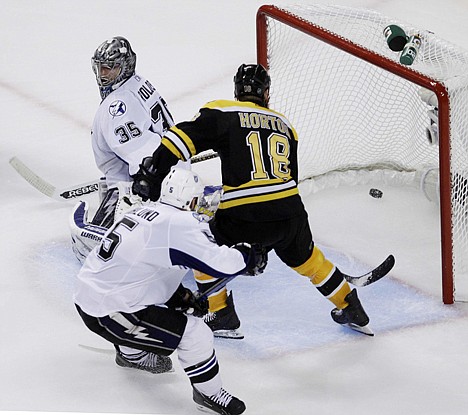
<box><xmin>165</xmin><ymin>284</ymin><xmax>208</xmax><ymax>317</ymax></box>
<box><xmin>232</xmin><ymin>242</ymin><xmax>268</xmax><ymax>276</ymax></box>
<box><xmin>182</xmin><ymin>291</ymin><xmax>209</xmax><ymax>318</ymax></box>
<box><xmin>131</xmin><ymin>157</ymin><xmax>162</xmax><ymax>201</ymax></box>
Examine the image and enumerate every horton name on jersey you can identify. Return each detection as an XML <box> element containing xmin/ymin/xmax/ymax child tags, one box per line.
<box><xmin>238</xmin><ymin>112</ymin><xmax>291</xmax><ymax>138</ymax></box>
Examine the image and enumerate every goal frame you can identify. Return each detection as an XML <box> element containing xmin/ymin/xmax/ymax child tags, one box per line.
<box><xmin>256</xmin><ymin>4</ymin><xmax>454</xmax><ymax>303</ymax></box>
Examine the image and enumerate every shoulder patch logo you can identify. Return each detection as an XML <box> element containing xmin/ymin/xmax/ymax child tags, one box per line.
<box><xmin>109</xmin><ymin>100</ymin><xmax>126</xmax><ymax>117</ymax></box>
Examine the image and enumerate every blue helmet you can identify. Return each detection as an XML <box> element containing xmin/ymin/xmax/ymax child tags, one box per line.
<box><xmin>92</xmin><ymin>36</ymin><xmax>136</xmax><ymax>99</ymax></box>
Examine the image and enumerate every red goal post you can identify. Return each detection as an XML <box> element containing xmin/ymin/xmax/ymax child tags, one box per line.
<box><xmin>256</xmin><ymin>4</ymin><xmax>468</xmax><ymax>304</ymax></box>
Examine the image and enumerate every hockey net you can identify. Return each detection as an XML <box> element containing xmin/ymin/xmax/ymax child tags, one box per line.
<box><xmin>256</xmin><ymin>5</ymin><xmax>468</xmax><ymax>303</ymax></box>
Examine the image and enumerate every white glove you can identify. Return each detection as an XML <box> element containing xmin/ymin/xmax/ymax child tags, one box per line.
<box><xmin>114</xmin><ymin>181</ymin><xmax>143</xmax><ymax>222</ymax></box>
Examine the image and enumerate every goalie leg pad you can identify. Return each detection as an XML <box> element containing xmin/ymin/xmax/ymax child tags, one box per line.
<box><xmin>98</xmin><ymin>177</ymin><xmax>108</xmax><ymax>204</ymax></box>
<box><xmin>70</xmin><ymin>201</ymin><xmax>107</xmax><ymax>263</ymax></box>
<box><xmin>91</xmin><ymin>187</ymin><xmax>119</xmax><ymax>228</ymax></box>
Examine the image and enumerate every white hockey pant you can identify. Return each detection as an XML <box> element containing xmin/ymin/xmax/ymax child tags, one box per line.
<box><xmin>179</xmin><ymin>315</ymin><xmax>222</xmax><ymax>397</ymax></box>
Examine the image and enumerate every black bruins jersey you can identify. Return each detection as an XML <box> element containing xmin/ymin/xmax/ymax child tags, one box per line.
<box><xmin>161</xmin><ymin>99</ymin><xmax>305</xmax><ymax>222</ymax></box>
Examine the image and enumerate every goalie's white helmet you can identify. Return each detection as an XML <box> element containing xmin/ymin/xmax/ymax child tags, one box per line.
<box><xmin>159</xmin><ymin>168</ymin><xmax>204</xmax><ymax>211</ymax></box>
<box><xmin>92</xmin><ymin>36</ymin><xmax>136</xmax><ymax>99</ymax></box>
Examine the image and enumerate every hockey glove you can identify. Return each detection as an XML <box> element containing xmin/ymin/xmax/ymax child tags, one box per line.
<box><xmin>131</xmin><ymin>157</ymin><xmax>162</xmax><ymax>201</ymax></box>
<box><xmin>165</xmin><ymin>284</ymin><xmax>209</xmax><ymax>317</ymax></box>
<box><xmin>232</xmin><ymin>242</ymin><xmax>268</xmax><ymax>276</ymax></box>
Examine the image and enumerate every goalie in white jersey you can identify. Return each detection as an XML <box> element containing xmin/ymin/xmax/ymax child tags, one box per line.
<box><xmin>70</xmin><ymin>36</ymin><xmax>187</xmax><ymax>263</ymax></box>
<box><xmin>74</xmin><ymin>168</ymin><xmax>266</xmax><ymax>415</ymax></box>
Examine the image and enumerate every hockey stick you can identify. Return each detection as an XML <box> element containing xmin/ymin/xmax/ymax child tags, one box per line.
<box><xmin>333</xmin><ymin>256</ymin><xmax>395</xmax><ymax>337</ymax></box>
<box><xmin>9</xmin><ymin>157</ymin><xmax>99</xmax><ymax>201</ymax></box>
<box><xmin>343</xmin><ymin>254</ymin><xmax>395</xmax><ymax>287</ymax></box>
<box><xmin>195</xmin><ymin>252</ymin><xmax>393</xmax><ymax>295</ymax></box>
<box><xmin>191</xmin><ymin>151</ymin><xmax>219</xmax><ymax>164</ymax></box>
<box><xmin>195</xmin><ymin>254</ymin><xmax>394</xmax><ymax>299</ymax></box>
<box><xmin>78</xmin><ymin>344</ymin><xmax>114</xmax><ymax>355</ymax></box>
<box><xmin>78</xmin><ymin>275</ymin><xmax>239</xmax><ymax>351</ymax></box>
<box><xmin>192</xmin><ymin>255</ymin><xmax>393</xmax><ymax>305</ymax></box>
<box><xmin>195</xmin><ymin>275</ymin><xmax>238</xmax><ymax>299</ymax></box>
<box><xmin>9</xmin><ymin>151</ymin><xmax>220</xmax><ymax>202</ymax></box>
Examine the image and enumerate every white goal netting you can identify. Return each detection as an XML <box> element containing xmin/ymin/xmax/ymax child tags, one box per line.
<box><xmin>259</xmin><ymin>4</ymin><xmax>468</xmax><ymax>302</ymax></box>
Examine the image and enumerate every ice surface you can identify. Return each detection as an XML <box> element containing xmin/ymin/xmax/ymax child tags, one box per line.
<box><xmin>2</xmin><ymin>1</ymin><xmax>468</xmax><ymax>414</ymax></box>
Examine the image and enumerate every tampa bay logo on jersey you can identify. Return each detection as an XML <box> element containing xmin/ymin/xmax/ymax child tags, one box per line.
<box><xmin>109</xmin><ymin>100</ymin><xmax>127</xmax><ymax>117</ymax></box>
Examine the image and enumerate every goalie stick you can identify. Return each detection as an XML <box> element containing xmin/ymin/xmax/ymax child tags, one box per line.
<box><xmin>9</xmin><ymin>151</ymin><xmax>219</xmax><ymax>202</ymax></box>
<box><xmin>9</xmin><ymin>156</ymin><xmax>99</xmax><ymax>202</ymax></box>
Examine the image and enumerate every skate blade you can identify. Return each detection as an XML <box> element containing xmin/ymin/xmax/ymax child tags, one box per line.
<box><xmin>195</xmin><ymin>403</ymin><xmax>218</xmax><ymax>414</ymax></box>
<box><xmin>116</xmin><ymin>363</ymin><xmax>175</xmax><ymax>374</ymax></box>
<box><xmin>149</xmin><ymin>366</ymin><xmax>175</xmax><ymax>374</ymax></box>
<box><xmin>213</xmin><ymin>329</ymin><xmax>244</xmax><ymax>339</ymax></box>
<box><xmin>346</xmin><ymin>323</ymin><xmax>374</xmax><ymax>336</ymax></box>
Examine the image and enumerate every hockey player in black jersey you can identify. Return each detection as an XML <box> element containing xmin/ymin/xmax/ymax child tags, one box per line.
<box><xmin>132</xmin><ymin>63</ymin><xmax>372</xmax><ymax>337</ymax></box>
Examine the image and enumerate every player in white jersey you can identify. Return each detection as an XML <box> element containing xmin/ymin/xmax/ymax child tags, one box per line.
<box><xmin>74</xmin><ymin>168</ymin><xmax>266</xmax><ymax>415</ymax></box>
<box><xmin>70</xmin><ymin>36</ymin><xmax>187</xmax><ymax>263</ymax></box>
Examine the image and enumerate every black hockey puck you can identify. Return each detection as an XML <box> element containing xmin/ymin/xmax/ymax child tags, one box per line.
<box><xmin>369</xmin><ymin>188</ymin><xmax>383</xmax><ymax>198</ymax></box>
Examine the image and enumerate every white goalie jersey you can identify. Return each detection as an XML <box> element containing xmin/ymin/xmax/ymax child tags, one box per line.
<box><xmin>73</xmin><ymin>203</ymin><xmax>248</xmax><ymax>318</ymax></box>
<box><xmin>91</xmin><ymin>74</ymin><xmax>179</xmax><ymax>188</ymax></box>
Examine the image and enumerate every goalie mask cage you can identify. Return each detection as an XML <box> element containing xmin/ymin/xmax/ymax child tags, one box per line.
<box><xmin>256</xmin><ymin>4</ymin><xmax>468</xmax><ymax>304</ymax></box>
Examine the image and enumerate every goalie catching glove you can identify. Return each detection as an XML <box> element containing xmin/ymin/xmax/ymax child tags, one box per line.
<box><xmin>232</xmin><ymin>242</ymin><xmax>268</xmax><ymax>276</ymax></box>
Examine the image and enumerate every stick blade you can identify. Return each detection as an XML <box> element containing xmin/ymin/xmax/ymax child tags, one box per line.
<box><xmin>78</xmin><ymin>344</ymin><xmax>114</xmax><ymax>354</ymax></box>
<box><xmin>9</xmin><ymin>156</ymin><xmax>56</xmax><ymax>197</ymax></box>
<box><xmin>10</xmin><ymin>156</ymin><xmax>99</xmax><ymax>201</ymax></box>
<box><xmin>345</xmin><ymin>254</ymin><xmax>395</xmax><ymax>287</ymax></box>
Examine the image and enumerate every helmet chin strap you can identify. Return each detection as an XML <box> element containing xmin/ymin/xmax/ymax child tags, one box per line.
<box><xmin>263</xmin><ymin>88</ymin><xmax>270</xmax><ymax>108</ymax></box>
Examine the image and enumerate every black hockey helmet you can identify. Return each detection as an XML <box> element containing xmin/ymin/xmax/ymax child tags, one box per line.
<box><xmin>234</xmin><ymin>64</ymin><xmax>271</xmax><ymax>106</ymax></box>
<box><xmin>92</xmin><ymin>36</ymin><xmax>137</xmax><ymax>99</ymax></box>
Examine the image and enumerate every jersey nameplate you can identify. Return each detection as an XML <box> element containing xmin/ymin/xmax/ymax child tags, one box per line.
<box><xmin>135</xmin><ymin>208</ymin><xmax>159</xmax><ymax>221</ymax></box>
<box><xmin>238</xmin><ymin>112</ymin><xmax>291</xmax><ymax>138</ymax></box>
<box><xmin>138</xmin><ymin>80</ymin><xmax>157</xmax><ymax>102</ymax></box>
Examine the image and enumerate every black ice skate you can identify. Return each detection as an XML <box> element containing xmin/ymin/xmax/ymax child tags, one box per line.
<box><xmin>193</xmin><ymin>387</ymin><xmax>246</xmax><ymax>415</ymax></box>
<box><xmin>331</xmin><ymin>289</ymin><xmax>374</xmax><ymax>336</ymax></box>
<box><xmin>115</xmin><ymin>349</ymin><xmax>174</xmax><ymax>374</ymax></box>
<box><xmin>204</xmin><ymin>293</ymin><xmax>244</xmax><ymax>339</ymax></box>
